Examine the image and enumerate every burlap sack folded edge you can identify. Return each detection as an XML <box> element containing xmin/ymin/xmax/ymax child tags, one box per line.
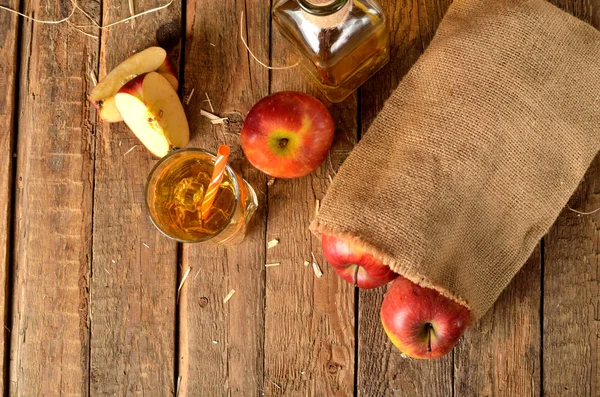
<box><xmin>310</xmin><ymin>222</ymin><xmax>472</xmax><ymax>310</ymax></box>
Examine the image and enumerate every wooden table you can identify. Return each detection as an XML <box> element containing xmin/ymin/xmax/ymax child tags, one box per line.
<box><xmin>0</xmin><ymin>0</ymin><xmax>598</xmax><ymax>395</ymax></box>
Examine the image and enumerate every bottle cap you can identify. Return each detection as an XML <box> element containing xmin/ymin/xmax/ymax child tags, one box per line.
<box><xmin>302</xmin><ymin>0</ymin><xmax>351</xmax><ymax>29</ymax></box>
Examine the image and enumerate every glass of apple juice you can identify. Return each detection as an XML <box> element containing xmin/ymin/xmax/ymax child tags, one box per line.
<box><xmin>145</xmin><ymin>148</ymin><xmax>258</xmax><ymax>245</ymax></box>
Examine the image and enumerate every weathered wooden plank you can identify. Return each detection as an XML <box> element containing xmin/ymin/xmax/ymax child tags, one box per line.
<box><xmin>545</xmin><ymin>202</ymin><xmax>600</xmax><ymax>397</ymax></box>
<box><xmin>455</xmin><ymin>248</ymin><xmax>541</xmax><ymax>396</ymax></box>
<box><xmin>542</xmin><ymin>4</ymin><xmax>599</xmax><ymax>397</ymax></box>
<box><xmin>358</xmin><ymin>289</ymin><xmax>453</xmax><ymax>395</ymax></box>
<box><xmin>0</xmin><ymin>0</ymin><xmax>20</xmax><ymax>392</ymax></box>
<box><xmin>549</xmin><ymin>0</ymin><xmax>597</xmax><ymax>21</ymax></box>
<box><xmin>10</xmin><ymin>0</ymin><xmax>99</xmax><ymax>394</ymax></box>
<box><xmin>180</xmin><ymin>1</ymin><xmax>269</xmax><ymax>395</ymax></box>
<box><xmin>356</xmin><ymin>0</ymin><xmax>454</xmax><ymax>395</ymax></box>
<box><xmin>90</xmin><ymin>1</ymin><xmax>181</xmax><ymax>394</ymax></box>
<box><xmin>545</xmin><ymin>169</ymin><xmax>600</xmax><ymax>396</ymax></box>
<box><xmin>416</xmin><ymin>0</ymin><xmax>452</xmax><ymax>49</ymax></box>
<box><xmin>263</xmin><ymin>10</ymin><xmax>357</xmax><ymax>397</ymax></box>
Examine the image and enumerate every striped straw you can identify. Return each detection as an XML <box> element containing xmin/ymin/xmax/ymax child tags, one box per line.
<box><xmin>201</xmin><ymin>145</ymin><xmax>231</xmax><ymax>220</ymax></box>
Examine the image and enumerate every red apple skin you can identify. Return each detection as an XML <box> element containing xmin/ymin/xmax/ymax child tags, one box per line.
<box><xmin>94</xmin><ymin>59</ymin><xmax>177</xmax><ymax>106</ymax></box>
<box><xmin>118</xmin><ymin>73</ymin><xmax>145</xmax><ymax>96</ymax></box>
<box><xmin>322</xmin><ymin>234</ymin><xmax>398</xmax><ymax>289</ymax></box>
<box><xmin>241</xmin><ymin>91</ymin><xmax>335</xmax><ymax>178</ymax></box>
<box><xmin>157</xmin><ymin>58</ymin><xmax>179</xmax><ymax>91</ymax></box>
<box><xmin>380</xmin><ymin>277</ymin><xmax>471</xmax><ymax>359</ymax></box>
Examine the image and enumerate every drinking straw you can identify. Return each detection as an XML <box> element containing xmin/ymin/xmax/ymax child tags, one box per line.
<box><xmin>201</xmin><ymin>145</ymin><xmax>231</xmax><ymax>220</ymax></box>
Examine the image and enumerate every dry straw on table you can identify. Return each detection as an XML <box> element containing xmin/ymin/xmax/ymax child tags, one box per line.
<box><xmin>311</xmin><ymin>0</ymin><xmax>600</xmax><ymax>320</ymax></box>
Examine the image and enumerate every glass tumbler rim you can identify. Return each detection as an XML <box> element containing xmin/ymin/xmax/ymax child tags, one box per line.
<box><xmin>144</xmin><ymin>147</ymin><xmax>240</xmax><ymax>244</ymax></box>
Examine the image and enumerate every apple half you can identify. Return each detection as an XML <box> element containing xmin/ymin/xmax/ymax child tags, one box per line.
<box><xmin>115</xmin><ymin>72</ymin><xmax>189</xmax><ymax>157</ymax></box>
<box><xmin>90</xmin><ymin>46</ymin><xmax>178</xmax><ymax>122</ymax></box>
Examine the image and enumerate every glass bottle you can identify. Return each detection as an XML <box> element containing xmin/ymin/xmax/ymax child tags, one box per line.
<box><xmin>273</xmin><ymin>0</ymin><xmax>389</xmax><ymax>103</ymax></box>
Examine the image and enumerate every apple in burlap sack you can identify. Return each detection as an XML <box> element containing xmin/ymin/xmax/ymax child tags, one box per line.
<box><xmin>380</xmin><ymin>277</ymin><xmax>471</xmax><ymax>359</ymax></box>
<box><xmin>322</xmin><ymin>234</ymin><xmax>470</xmax><ymax>359</ymax></box>
<box><xmin>321</xmin><ymin>234</ymin><xmax>398</xmax><ymax>288</ymax></box>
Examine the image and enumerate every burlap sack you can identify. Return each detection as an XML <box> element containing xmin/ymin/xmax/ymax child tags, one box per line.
<box><xmin>310</xmin><ymin>0</ymin><xmax>600</xmax><ymax>320</ymax></box>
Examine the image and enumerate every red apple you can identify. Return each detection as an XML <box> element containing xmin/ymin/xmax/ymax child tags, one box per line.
<box><xmin>241</xmin><ymin>91</ymin><xmax>334</xmax><ymax>178</ymax></box>
<box><xmin>115</xmin><ymin>72</ymin><xmax>189</xmax><ymax>157</ymax></box>
<box><xmin>321</xmin><ymin>234</ymin><xmax>398</xmax><ymax>289</ymax></box>
<box><xmin>380</xmin><ymin>277</ymin><xmax>471</xmax><ymax>359</ymax></box>
<box><xmin>90</xmin><ymin>46</ymin><xmax>178</xmax><ymax>122</ymax></box>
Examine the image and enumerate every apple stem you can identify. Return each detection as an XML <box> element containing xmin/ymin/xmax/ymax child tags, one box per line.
<box><xmin>278</xmin><ymin>138</ymin><xmax>289</xmax><ymax>149</ymax></box>
<box><xmin>352</xmin><ymin>265</ymin><xmax>359</xmax><ymax>287</ymax></box>
<box><xmin>426</xmin><ymin>323</ymin><xmax>432</xmax><ymax>353</ymax></box>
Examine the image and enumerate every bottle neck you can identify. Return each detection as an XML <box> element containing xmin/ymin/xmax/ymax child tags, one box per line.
<box><xmin>297</xmin><ymin>0</ymin><xmax>349</xmax><ymax>16</ymax></box>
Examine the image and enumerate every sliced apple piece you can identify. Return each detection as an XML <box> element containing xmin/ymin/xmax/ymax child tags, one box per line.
<box><xmin>90</xmin><ymin>46</ymin><xmax>178</xmax><ymax>122</ymax></box>
<box><xmin>115</xmin><ymin>72</ymin><xmax>189</xmax><ymax>157</ymax></box>
<box><xmin>156</xmin><ymin>60</ymin><xmax>179</xmax><ymax>92</ymax></box>
<box><xmin>97</xmin><ymin>97</ymin><xmax>123</xmax><ymax>122</ymax></box>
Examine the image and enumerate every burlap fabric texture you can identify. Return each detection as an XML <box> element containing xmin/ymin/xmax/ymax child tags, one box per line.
<box><xmin>310</xmin><ymin>0</ymin><xmax>600</xmax><ymax>320</ymax></box>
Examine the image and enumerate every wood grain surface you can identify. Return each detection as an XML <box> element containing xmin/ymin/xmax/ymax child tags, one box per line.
<box><xmin>0</xmin><ymin>0</ymin><xmax>19</xmax><ymax>393</ymax></box>
<box><xmin>180</xmin><ymin>0</ymin><xmax>269</xmax><ymax>395</ymax></box>
<box><xmin>10</xmin><ymin>0</ymin><xmax>98</xmax><ymax>394</ymax></box>
<box><xmin>263</xmin><ymin>5</ymin><xmax>358</xmax><ymax>396</ymax></box>
<box><xmin>542</xmin><ymin>3</ymin><xmax>599</xmax><ymax>397</ymax></box>
<box><xmin>545</xmin><ymin>201</ymin><xmax>600</xmax><ymax>397</ymax></box>
<box><xmin>90</xmin><ymin>0</ymin><xmax>180</xmax><ymax>394</ymax></box>
<box><xmin>455</xmin><ymin>248</ymin><xmax>541</xmax><ymax>396</ymax></box>
<box><xmin>0</xmin><ymin>0</ymin><xmax>598</xmax><ymax>395</ymax></box>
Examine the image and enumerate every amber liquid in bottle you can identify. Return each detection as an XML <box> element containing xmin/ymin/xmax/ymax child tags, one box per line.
<box><xmin>273</xmin><ymin>0</ymin><xmax>389</xmax><ymax>103</ymax></box>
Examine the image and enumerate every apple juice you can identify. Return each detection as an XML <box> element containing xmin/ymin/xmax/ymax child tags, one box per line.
<box><xmin>273</xmin><ymin>0</ymin><xmax>389</xmax><ymax>103</ymax></box>
<box><xmin>146</xmin><ymin>149</ymin><xmax>257</xmax><ymax>245</ymax></box>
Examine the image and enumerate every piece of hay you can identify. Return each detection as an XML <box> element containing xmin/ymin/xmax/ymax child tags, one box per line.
<box><xmin>205</xmin><ymin>92</ymin><xmax>215</xmax><ymax>113</ymax></box>
<box><xmin>184</xmin><ymin>88</ymin><xmax>195</xmax><ymax>105</ymax></box>
<box><xmin>90</xmin><ymin>71</ymin><xmax>97</xmax><ymax>86</ymax></box>
<box><xmin>223</xmin><ymin>289</ymin><xmax>236</xmax><ymax>304</ymax></box>
<box><xmin>0</xmin><ymin>1</ymin><xmax>75</xmax><ymax>24</ymax></box>
<box><xmin>200</xmin><ymin>109</ymin><xmax>228</xmax><ymax>124</ymax></box>
<box><xmin>128</xmin><ymin>0</ymin><xmax>135</xmax><ymax>17</ymax></box>
<box><xmin>567</xmin><ymin>205</ymin><xmax>600</xmax><ymax>216</ymax></box>
<box><xmin>176</xmin><ymin>376</ymin><xmax>182</xmax><ymax>397</ymax></box>
<box><xmin>177</xmin><ymin>267</ymin><xmax>191</xmax><ymax>303</ymax></box>
<box><xmin>240</xmin><ymin>11</ymin><xmax>298</xmax><ymax>70</ymax></box>
<box><xmin>89</xmin><ymin>0</ymin><xmax>174</xmax><ymax>29</ymax></box>
<box><xmin>123</xmin><ymin>145</ymin><xmax>137</xmax><ymax>156</ymax></box>
<box><xmin>311</xmin><ymin>253</ymin><xmax>323</xmax><ymax>278</ymax></box>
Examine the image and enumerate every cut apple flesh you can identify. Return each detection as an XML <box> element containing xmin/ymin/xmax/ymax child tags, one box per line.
<box><xmin>96</xmin><ymin>97</ymin><xmax>123</xmax><ymax>122</ymax></box>
<box><xmin>90</xmin><ymin>46</ymin><xmax>178</xmax><ymax>122</ymax></box>
<box><xmin>157</xmin><ymin>62</ymin><xmax>179</xmax><ymax>91</ymax></box>
<box><xmin>115</xmin><ymin>72</ymin><xmax>189</xmax><ymax>157</ymax></box>
<box><xmin>91</xmin><ymin>47</ymin><xmax>169</xmax><ymax>101</ymax></box>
